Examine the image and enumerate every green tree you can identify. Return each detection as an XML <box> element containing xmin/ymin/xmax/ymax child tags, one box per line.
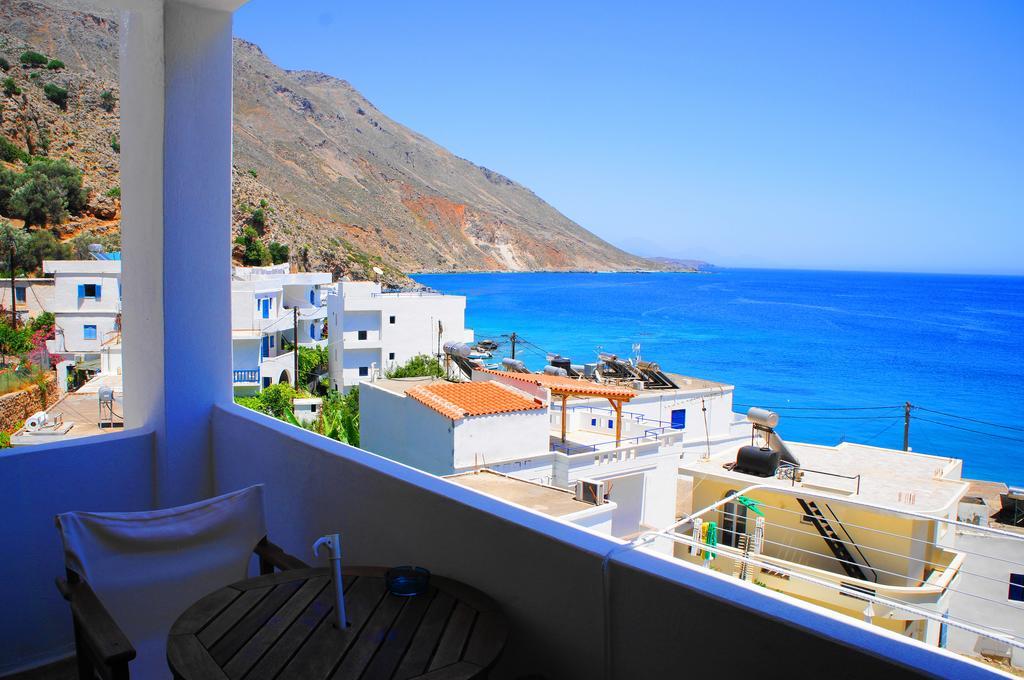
<box><xmin>0</xmin><ymin>319</ymin><xmax>32</xmax><ymax>364</ymax></box>
<box><xmin>43</xmin><ymin>83</ymin><xmax>68</xmax><ymax>110</ymax></box>
<box><xmin>0</xmin><ymin>220</ymin><xmax>29</xmax><ymax>274</ymax></box>
<box><xmin>19</xmin><ymin>51</ymin><xmax>47</xmax><ymax>68</ymax></box>
<box><xmin>2</xmin><ymin>77</ymin><xmax>20</xmax><ymax>96</ymax></box>
<box><xmin>25</xmin><ymin>158</ymin><xmax>87</xmax><ymax>213</ymax></box>
<box><xmin>28</xmin><ymin>311</ymin><xmax>54</xmax><ymax>335</ymax></box>
<box><xmin>234</xmin><ymin>225</ymin><xmax>270</xmax><ymax>266</ymax></box>
<box><xmin>0</xmin><ymin>167</ymin><xmax>22</xmax><ymax>214</ymax></box>
<box><xmin>20</xmin><ymin>230</ymin><xmax>71</xmax><ymax>271</ymax></box>
<box><xmin>8</xmin><ymin>174</ymin><xmax>67</xmax><ymax>227</ymax></box>
<box><xmin>268</xmin><ymin>241</ymin><xmax>289</xmax><ymax>265</ymax></box>
<box><xmin>386</xmin><ymin>354</ymin><xmax>445</xmax><ymax>379</ymax></box>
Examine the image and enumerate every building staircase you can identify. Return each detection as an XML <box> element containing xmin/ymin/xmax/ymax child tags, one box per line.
<box><xmin>796</xmin><ymin>498</ymin><xmax>876</xmax><ymax>582</ymax></box>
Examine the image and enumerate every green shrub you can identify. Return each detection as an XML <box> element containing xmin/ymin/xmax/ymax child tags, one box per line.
<box><xmin>28</xmin><ymin>72</ymin><xmax>40</xmax><ymax>83</ymax></box>
<box><xmin>0</xmin><ymin>57</ymin><xmax>10</xmax><ymax>71</ymax></box>
<box><xmin>386</xmin><ymin>354</ymin><xmax>445</xmax><ymax>379</ymax></box>
<box><xmin>8</xmin><ymin>174</ymin><xmax>67</xmax><ymax>226</ymax></box>
<box><xmin>0</xmin><ymin>168</ymin><xmax>22</xmax><ymax>214</ymax></box>
<box><xmin>247</xmin><ymin>168</ymin><xmax>258</xmax><ymax>179</ymax></box>
<box><xmin>105</xmin><ymin>186</ymin><xmax>120</xmax><ymax>198</ymax></box>
<box><xmin>21</xmin><ymin>230</ymin><xmax>71</xmax><ymax>268</ymax></box>
<box><xmin>110</xmin><ymin>134</ymin><xmax>119</xmax><ymax>153</ymax></box>
<box><xmin>2</xmin><ymin>77</ymin><xmax>20</xmax><ymax>96</ymax></box>
<box><xmin>234</xmin><ymin>225</ymin><xmax>270</xmax><ymax>266</ymax></box>
<box><xmin>99</xmin><ymin>90</ymin><xmax>115</xmax><ymax>112</ymax></box>
<box><xmin>0</xmin><ymin>135</ymin><xmax>28</xmax><ymax>163</ymax></box>
<box><xmin>268</xmin><ymin>241</ymin><xmax>289</xmax><ymax>265</ymax></box>
<box><xmin>249</xmin><ymin>208</ymin><xmax>266</xmax><ymax>232</ymax></box>
<box><xmin>45</xmin><ymin>59</ymin><xmax>64</xmax><ymax>70</ymax></box>
<box><xmin>19</xmin><ymin>51</ymin><xmax>47</xmax><ymax>68</ymax></box>
<box><xmin>43</xmin><ymin>83</ymin><xmax>67</xmax><ymax>110</ymax></box>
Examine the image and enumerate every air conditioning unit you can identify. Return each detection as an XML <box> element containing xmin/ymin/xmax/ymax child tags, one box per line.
<box><xmin>574</xmin><ymin>478</ymin><xmax>606</xmax><ymax>505</ymax></box>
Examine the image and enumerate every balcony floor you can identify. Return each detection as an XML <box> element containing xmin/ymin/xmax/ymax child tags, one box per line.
<box><xmin>3</xmin><ymin>658</ymin><xmax>75</xmax><ymax>680</ymax></box>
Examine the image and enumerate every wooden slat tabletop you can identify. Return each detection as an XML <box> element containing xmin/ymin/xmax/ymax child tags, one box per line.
<box><xmin>167</xmin><ymin>567</ymin><xmax>508</xmax><ymax>680</ymax></box>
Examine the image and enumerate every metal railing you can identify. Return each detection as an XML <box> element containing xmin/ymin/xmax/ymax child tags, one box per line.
<box><xmin>778</xmin><ymin>462</ymin><xmax>862</xmax><ymax>495</ymax></box>
<box><xmin>232</xmin><ymin>369</ymin><xmax>259</xmax><ymax>384</ymax></box>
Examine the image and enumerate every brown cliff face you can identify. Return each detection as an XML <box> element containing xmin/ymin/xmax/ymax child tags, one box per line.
<box><xmin>3</xmin><ymin>1</ymin><xmax>678</xmax><ymax>280</ymax></box>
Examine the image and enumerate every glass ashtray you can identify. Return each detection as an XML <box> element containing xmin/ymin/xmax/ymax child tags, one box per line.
<box><xmin>386</xmin><ymin>566</ymin><xmax>430</xmax><ymax>596</ymax></box>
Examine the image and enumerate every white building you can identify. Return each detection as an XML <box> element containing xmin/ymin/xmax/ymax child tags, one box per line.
<box><xmin>230</xmin><ymin>264</ymin><xmax>332</xmax><ymax>393</ymax></box>
<box><xmin>360</xmin><ymin>372</ymin><xmax>681</xmax><ymax>540</ymax></box>
<box><xmin>326</xmin><ymin>281</ymin><xmax>472</xmax><ymax>392</ymax></box>
<box><xmin>0</xmin><ymin>277</ymin><xmax>54</xmax><ymax>322</ymax></box>
<box><xmin>43</xmin><ymin>259</ymin><xmax>122</xmax><ymax>376</ymax></box>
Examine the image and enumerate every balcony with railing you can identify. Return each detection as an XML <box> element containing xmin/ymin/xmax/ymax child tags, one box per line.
<box><xmin>232</xmin><ymin>368</ymin><xmax>260</xmax><ymax>385</ymax></box>
<box><xmin>0</xmin><ymin>2</ymin><xmax>1002</xmax><ymax>677</ymax></box>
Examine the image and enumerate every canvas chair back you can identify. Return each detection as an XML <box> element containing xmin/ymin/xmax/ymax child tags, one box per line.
<box><xmin>56</xmin><ymin>485</ymin><xmax>267</xmax><ymax>678</ymax></box>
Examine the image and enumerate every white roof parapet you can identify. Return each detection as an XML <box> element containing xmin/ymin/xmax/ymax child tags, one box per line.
<box><xmin>43</xmin><ymin>260</ymin><xmax>122</xmax><ymax>275</ymax></box>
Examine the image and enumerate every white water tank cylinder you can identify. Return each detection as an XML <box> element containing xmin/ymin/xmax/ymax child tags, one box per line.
<box><xmin>443</xmin><ymin>341</ymin><xmax>472</xmax><ymax>358</ymax></box>
<box><xmin>746</xmin><ymin>407</ymin><xmax>779</xmax><ymax>428</ymax></box>
<box><xmin>25</xmin><ymin>411</ymin><xmax>49</xmax><ymax>432</ymax></box>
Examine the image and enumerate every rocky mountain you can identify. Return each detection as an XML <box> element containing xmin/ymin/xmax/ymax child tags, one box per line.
<box><xmin>1</xmin><ymin>1</ymin><xmax>680</xmax><ymax>280</ymax></box>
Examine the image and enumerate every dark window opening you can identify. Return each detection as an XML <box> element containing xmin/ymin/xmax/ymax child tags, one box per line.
<box><xmin>389</xmin><ymin>315</ymin><xmax>396</xmax><ymax>324</ymax></box>
<box><xmin>15</xmin><ymin>287</ymin><xmax>26</xmax><ymax>302</ymax></box>
<box><xmin>82</xmin><ymin>284</ymin><xmax>98</xmax><ymax>298</ymax></box>
<box><xmin>358</xmin><ymin>366</ymin><xmax>369</xmax><ymax>377</ymax></box>
<box><xmin>388</xmin><ymin>352</ymin><xmax>395</xmax><ymax>360</ymax></box>
<box><xmin>358</xmin><ymin>330</ymin><xmax>368</xmax><ymax>340</ymax></box>
<box><xmin>1010</xmin><ymin>573</ymin><xmax>1024</xmax><ymax>602</ymax></box>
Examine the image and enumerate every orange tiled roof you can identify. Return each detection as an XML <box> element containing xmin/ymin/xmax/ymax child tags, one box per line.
<box><xmin>406</xmin><ymin>380</ymin><xmax>546</xmax><ymax>421</ymax></box>
<box><xmin>474</xmin><ymin>368</ymin><xmax>636</xmax><ymax>400</ymax></box>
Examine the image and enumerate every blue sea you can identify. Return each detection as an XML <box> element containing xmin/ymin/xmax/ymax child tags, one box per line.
<box><xmin>414</xmin><ymin>269</ymin><xmax>1024</xmax><ymax>486</ymax></box>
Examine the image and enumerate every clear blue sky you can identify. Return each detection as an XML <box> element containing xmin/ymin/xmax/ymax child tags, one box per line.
<box><xmin>235</xmin><ymin>1</ymin><xmax>1023</xmax><ymax>274</ymax></box>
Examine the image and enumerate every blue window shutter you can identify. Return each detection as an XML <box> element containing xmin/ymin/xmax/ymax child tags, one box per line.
<box><xmin>78</xmin><ymin>284</ymin><xmax>84</xmax><ymax>298</ymax></box>
<box><xmin>269</xmin><ymin>336</ymin><xmax>274</xmax><ymax>348</ymax></box>
<box><xmin>95</xmin><ymin>284</ymin><xmax>102</xmax><ymax>299</ymax></box>
<box><xmin>310</xmin><ymin>323</ymin><xmax>315</xmax><ymax>338</ymax></box>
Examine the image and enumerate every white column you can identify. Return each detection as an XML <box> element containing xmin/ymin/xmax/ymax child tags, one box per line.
<box><xmin>120</xmin><ymin>0</ymin><xmax>234</xmax><ymax>506</ymax></box>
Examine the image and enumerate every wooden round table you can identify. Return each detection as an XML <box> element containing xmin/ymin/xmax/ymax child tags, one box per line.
<box><xmin>167</xmin><ymin>566</ymin><xmax>508</xmax><ymax>679</ymax></box>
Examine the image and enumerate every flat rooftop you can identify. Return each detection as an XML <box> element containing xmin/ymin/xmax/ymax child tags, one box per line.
<box><xmin>369</xmin><ymin>376</ymin><xmax>447</xmax><ymax>396</ymax></box>
<box><xmin>663</xmin><ymin>372</ymin><xmax>732</xmax><ymax>392</ymax></box>
<box><xmin>680</xmin><ymin>440</ymin><xmax>968</xmax><ymax>515</ymax></box>
<box><xmin>445</xmin><ymin>470</ymin><xmax>595</xmax><ymax>518</ymax></box>
<box><xmin>9</xmin><ymin>391</ymin><xmax>123</xmax><ymax>446</ymax></box>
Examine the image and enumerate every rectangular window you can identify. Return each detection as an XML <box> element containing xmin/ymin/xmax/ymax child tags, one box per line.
<box><xmin>389</xmin><ymin>315</ymin><xmax>396</xmax><ymax>324</ymax></box>
<box><xmin>269</xmin><ymin>336</ymin><xmax>274</xmax><ymax>349</ymax></box>
<box><xmin>591</xmin><ymin>418</ymin><xmax>597</xmax><ymax>426</ymax></box>
<box><xmin>388</xmin><ymin>352</ymin><xmax>395</xmax><ymax>361</ymax></box>
<box><xmin>262</xmin><ymin>377</ymin><xmax>272</xmax><ymax>389</ymax></box>
<box><xmin>80</xmin><ymin>283</ymin><xmax>98</xmax><ymax>299</ymax></box>
<box><xmin>83</xmin><ymin>325</ymin><xmax>97</xmax><ymax>340</ymax></box>
<box><xmin>14</xmin><ymin>287</ymin><xmax>25</xmax><ymax>303</ymax></box>
<box><xmin>1011</xmin><ymin>573</ymin><xmax>1024</xmax><ymax>602</ymax></box>
<box><xmin>358</xmin><ymin>330</ymin><xmax>368</xmax><ymax>340</ymax></box>
<box><xmin>671</xmin><ymin>409</ymin><xmax>687</xmax><ymax>430</ymax></box>
<box><xmin>358</xmin><ymin>366</ymin><xmax>369</xmax><ymax>377</ymax></box>
<box><xmin>608</xmin><ymin>419</ymin><xmax>614</xmax><ymax>429</ymax></box>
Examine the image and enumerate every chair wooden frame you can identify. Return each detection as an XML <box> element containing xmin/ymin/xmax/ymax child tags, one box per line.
<box><xmin>55</xmin><ymin>536</ymin><xmax>308</xmax><ymax>680</ymax></box>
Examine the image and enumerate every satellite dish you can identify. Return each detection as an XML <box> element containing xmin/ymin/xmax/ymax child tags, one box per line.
<box><xmin>372</xmin><ymin>266</ymin><xmax>384</xmax><ymax>277</ymax></box>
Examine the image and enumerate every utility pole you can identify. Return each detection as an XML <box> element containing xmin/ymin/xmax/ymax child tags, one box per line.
<box><xmin>293</xmin><ymin>307</ymin><xmax>299</xmax><ymax>390</ymax></box>
<box><xmin>9</xmin><ymin>247</ymin><xmax>16</xmax><ymax>327</ymax></box>
<box><xmin>903</xmin><ymin>401</ymin><xmax>912</xmax><ymax>451</ymax></box>
<box><xmin>510</xmin><ymin>332</ymin><xmax>517</xmax><ymax>360</ymax></box>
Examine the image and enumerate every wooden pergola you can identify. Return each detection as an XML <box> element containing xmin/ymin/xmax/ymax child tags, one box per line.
<box><xmin>474</xmin><ymin>369</ymin><xmax>636</xmax><ymax>445</ymax></box>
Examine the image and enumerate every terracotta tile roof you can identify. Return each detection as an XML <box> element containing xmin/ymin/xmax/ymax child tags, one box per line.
<box><xmin>474</xmin><ymin>368</ymin><xmax>636</xmax><ymax>400</ymax></box>
<box><xmin>406</xmin><ymin>380</ymin><xmax>545</xmax><ymax>421</ymax></box>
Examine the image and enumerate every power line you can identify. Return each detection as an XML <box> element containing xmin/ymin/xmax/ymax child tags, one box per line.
<box><xmin>912</xmin><ymin>406</ymin><xmax>1024</xmax><ymax>433</ymax></box>
<box><xmin>773</xmin><ymin>415</ymin><xmax>904</xmax><ymax>421</ymax></box>
<box><xmin>734</xmin><ymin>404</ymin><xmax>901</xmax><ymax>411</ymax></box>
<box><xmin>911</xmin><ymin>415</ymin><xmax>1024</xmax><ymax>444</ymax></box>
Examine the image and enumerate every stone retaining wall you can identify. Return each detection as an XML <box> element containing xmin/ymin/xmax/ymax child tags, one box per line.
<box><xmin>0</xmin><ymin>374</ymin><xmax>60</xmax><ymax>434</ymax></box>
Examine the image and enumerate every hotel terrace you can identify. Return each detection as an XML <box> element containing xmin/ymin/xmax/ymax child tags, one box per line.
<box><xmin>0</xmin><ymin>1</ymin><xmax>1009</xmax><ymax>678</ymax></box>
